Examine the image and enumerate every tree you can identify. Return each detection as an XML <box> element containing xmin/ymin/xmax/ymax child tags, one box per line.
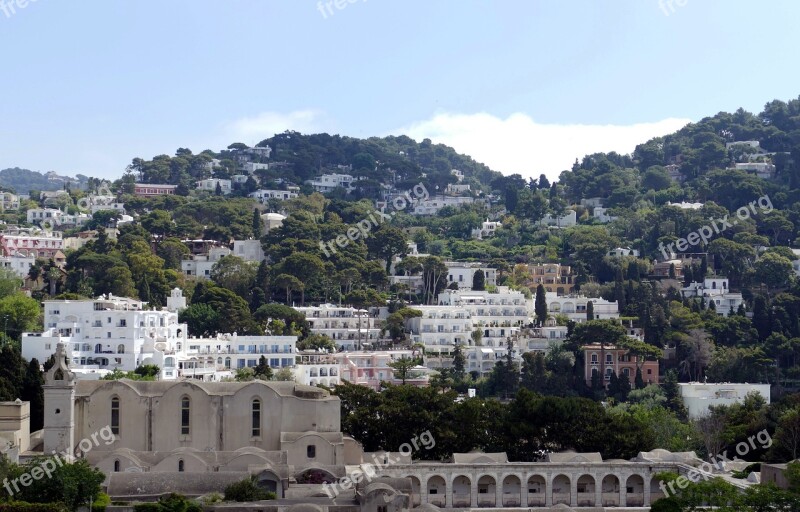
<box><xmin>534</xmin><ymin>284</ymin><xmax>547</xmax><ymax>326</ymax></box>
<box><xmin>365</xmin><ymin>226</ymin><xmax>408</xmax><ymax>274</ymax></box>
<box><xmin>20</xmin><ymin>358</ymin><xmax>44</xmax><ymax>431</ymax></box>
<box><xmin>452</xmin><ymin>342</ymin><xmax>466</xmax><ymax>381</ymax></box>
<box><xmin>211</xmin><ymin>255</ymin><xmax>258</xmax><ymax>299</ymax></box>
<box><xmin>7</xmin><ymin>457</ymin><xmax>105</xmax><ymax>510</ymax></box>
<box><xmin>253</xmin><ymin>355</ymin><xmax>273</xmax><ymax>380</ymax></box>
<box><xmin>388</xmin><ymin>356</ymin><xmax>418</xmax><ymax>384</ymax></box>
<box><xmin>273</xmin><ymin>274</ymin><xmax>304</xmax><ymax>305</ymax></box>
<box><xmin>297</xmin><ymin>333</ymin><xmax>336</xmax><ymax>352</ymax></box>
<box><xmin>0</xmin><ymin>294</ymin><xmax>42</xmax><ymax>342</ymax></box>
<box><xmin>754</xmin><ymin>252</ymin><xmax>794</xmax><ymax>294</ymax></box>
<box><xmin>224</xmin><ymin>477</ymin><xmax>277</xmax><ymax>502</ymax></box>
<box><xmin>776</xmin><ymin>408</ymin><xmax>800</xmax><ymax>460</ymax></box>
<box><xmin>472</xmin><ymin>269</ymin><xmax>485</xmax><ymax>291</ymax></box>
<box><xmin>179</xmin><ymin>303</ymin><xmax>221</xmax><ymax>337</ymax></box>
<box><xmin>586</xmin><ymin>300</ymin><xmax>594</xmax><ymax>321</ymax></box>
<box><xmin>252</xmin><ymin>208</ymin><xmax>263</xmax><ymax>239</ymax></box>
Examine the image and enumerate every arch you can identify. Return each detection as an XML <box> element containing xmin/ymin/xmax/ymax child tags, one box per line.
<box><xmin>117</xmin><ymin>344</ymin><xmax>125</xmax><ymax>354</ymax></box>
<box><xmin>601</xmin><ymin>474</ymin><xmax>620</xmax><ymax>506</ymax></box>
<box><xmin>577</xmin><ymin>474</ymin><xmax>596</xmax><ymax>507</ymax></box>
<box><xmin>178</xmin><ymin>459</ymin><xmax>184</xmax><ymax>472</ymax></box>
<box><xmin>526</xmin><ymin>475</ymin><xmax>546</xmax><ymax>507</ymax></box>
<box><xmin>180</xmin><ymin>395</ymin><xmax>190</xmax><ymax>435</ymax></box>
<box><xmin>477</xmin><ymin>474</ymin><xmax>496</xmax><ymax>507</ymax></box>
<box><xmin>626</xmin><ymin>474</ymin><xmax>645</xmax><ymax>507</ymax></box>
<box><xmin>164</xmin><ymin>357</ymin><xmax>175</xmax><ymax>368</ymax></box>
<box><xmin>501</xmin><ymin>474</ymin><xmax>521</xmax><ymax>507</ymax></box>
<box><xmin>110</xmin><ymin>396</ymin><xmax>120</xmax><ymax>435</ymax></box>
<box><xmin>251</xmin><ymin>398</ymin><xmax>262</xmax><ymax>437</ymax></box>
<box><xmin>406</xmin><ymin>475</ymin><xmax>421</xmax><ymax>507</ymax></box>
<box><xmin>650</xmin><ymin>475</ymin><xmax>665</xmax><ymax>503</ymax></box>
<box><xmin>114</xmin><ymin>459</ymin><xmax>120</xmax><ymax>472</ymax></box>
<box><xmin>294</xmin><ymin>468</ymin><xmax>337</xmax><ymax>485</ymax></box>
<box><xmin>451</xmin><ymin>475</ymin><xmax>471</xmax><ymax>508</ymax></box>
<box><xmin>256</xmin><ymin>469</ymin><xmax>282</xmax><ymax>498</ymax></box>
<box><xmin>426</xmin><ymin>475</ymin><xmax>446</xmax><ymax>507</ymax></box>
<box><xmin>94</xmin><ymin>343</ymin><xmax>102</xmax><ymax>354</ymax></box>
<box><xmin>551</xmin><ymin>474</ymin><xmax>571</xmax><ymax>506</ymax></box>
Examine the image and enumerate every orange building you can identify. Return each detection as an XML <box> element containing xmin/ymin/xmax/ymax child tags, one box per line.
<box><xmin>581</xmin><ymin>343</ymin><xmax>659</xmax><ymax>387</ymax></box>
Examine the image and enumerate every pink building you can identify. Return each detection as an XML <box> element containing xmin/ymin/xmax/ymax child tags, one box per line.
<box><xmin>333</xmin><ymin>350</ymin><xmax>429</xmax><ymax>391</ymax></box>
<box><xmin>134</xmin><ymin>183</ymin><xmax>177</xmax><ymax>197</ymax></box>
<box><xmin>0</xmin><ymin>228</ymin><xmax>64</xmax><ymax>259</ymax></box>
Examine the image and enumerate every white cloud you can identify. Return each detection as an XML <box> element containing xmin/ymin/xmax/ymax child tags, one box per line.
<box><xmin>223</xmin><ymin>110</ymin><xmax>326</xmax><ymax>145</ymax></box>
<box><xmin>397</xmin><ymin>112</ymin><xmax>692</xmax><ymax>182</ymax></box>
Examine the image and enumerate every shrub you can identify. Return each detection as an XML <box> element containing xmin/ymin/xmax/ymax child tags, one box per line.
<box><xmin>223</xmin><ymin>478</ymin><xmax>277</xmax><ymax>502</ymax></box>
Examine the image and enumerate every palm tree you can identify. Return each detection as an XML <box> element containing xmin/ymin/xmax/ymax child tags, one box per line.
<box><xmin>46</xmin><ymin>266</ymin><xmax>62</xmax><ymax>297</ymax></box>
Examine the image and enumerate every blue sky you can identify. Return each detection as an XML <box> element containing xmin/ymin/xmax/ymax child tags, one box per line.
<box><xmin>1</xmin><ymin>0</ymin><xmax>799</xmax><ymax>181</ymax></box>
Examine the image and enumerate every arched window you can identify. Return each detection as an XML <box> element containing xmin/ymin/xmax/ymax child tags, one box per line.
<box><xmin>117</xmin><ymin>344</ymin><xmax>125</xmax><ymax>354</ymax></box>
<box><xmin>178</xmin><ymin>459</ymin><xmax>184</xmax><ymax>472</ymax></box>
<box><xmin>307</xmin><ymin>445</ymin><xmax>316</xmax><ymax>459</ymax></box>
<box><xmin>181</xmin><ymin>396</ymin><xmax>190</xmax><ymax>435</ymax></box>
<box><xmin>252</xmin><ymin>399</ymin><xmax>261</xmax><ymax>437</ymax></box>
<box><xmin>114</xmin><ymin>460</ymin><xmax>120</xmax><ymax>472</ymax></box>
<box><xmin>111</xmin><ymin>397</ymin><xmax>120</xmax><ymax>435</ymax></box>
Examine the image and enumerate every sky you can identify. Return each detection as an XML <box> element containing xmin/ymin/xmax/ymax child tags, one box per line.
<box><xmin>1</xmin><ymin>0</ymin><xmax>800</xmax><ymax>182</ymax></box>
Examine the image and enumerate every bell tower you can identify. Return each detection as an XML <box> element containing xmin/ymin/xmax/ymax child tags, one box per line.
<box><xmin>43</xmin><ymin>342</ymin><xmax>75</xmax><ymax>458</ymax></box>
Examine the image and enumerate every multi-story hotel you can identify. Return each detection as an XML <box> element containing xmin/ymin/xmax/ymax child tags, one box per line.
<box><xmin>295</xmin><ymin>304</ymin><xmax>382</xmax><ymax>351</ymax></box>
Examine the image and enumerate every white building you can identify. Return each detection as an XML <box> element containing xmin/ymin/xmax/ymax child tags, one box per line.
<box><xmin>261</xmin><ymin>212</ymin><xmax>286</xmax><ymax>231</ymax></box>
<box><xmin>406</xmin><ymin>306</ymin><xmax>473</xmax><ymax>354</ymax></box>
<box><xmin>412</xmin><ymin>196</ymin><xmax>475</xmax><ymax>215</ymax></box>
<box><xmin>26</xmin><ymin>208</ymin><xmax>64</xmax><ymax>226</ymax></box>
<box><xmin>294</xmin><ymin>351</ymin><xmax>340</xmax><ymax>387</ymax></box>
<box><xmin>546</xmin><ymin>293</ymin><xmax>619</xmax><ymax>322</ymax></box>
<box><xmin>538</xmin><ymin>210</ymin><xmax>577</xmax><ymax>228</ymax></box>
<box><xmin>471</xmin><ymin>219</ymin><xmax>502</xmax><ymax>240</ymax></box>
<box><xmin>295</xmin><ymin>304</ymin><xmax>381</xmax><ymax>351</ymax></box>
<box><xmin>306</xmin><ymin>174</ymin><xmax>355</xmax><ymax>194</ymax></box>
<box><xmin>250</xmin><ymin>189</ymin><xmax>299</xmax><ymax>202</ymax></box>
<box><xmin>666</xmin><ymin>201</ymin><xmax>704</xmax><ymax>210</ymax></box>
<box><xmin>242</xmin><ymin>162</ymin><xmax>270</xmax><ymax>174</ymax></box>
<box><xmin>593</xmin><ymin>207</ymin><xmax>618</xmax><ymax>224</ymax></box>
<box><xmin>21</xmin><ymin>291</ymin><xmax>296</xmax><ymax>381</ymax></box>
<box><xmin>232</xmin><ymin>239</ymin><xmax>265</xmax><ymax>262</ymax></box>
<box><xmin>444</xmin><ymin>262</ymin><xmax>498</xmax><ymax>290</ymax></box>
<box><xmin>22</xmin><ymin>294</ymin><xmax>187</xmax><ymax>380</ymax></box>
<box><xmin>445</xmin><ymin>183</ymin><xmax>471</xmax><ymax>195</ymax></box>
<box><xmin>437</xmin><ymin>288</ymin><xmax>530</xmax><ymax>348</ymax></box>
<box><xmin>0</xmin><ymin>192</ymin><xmax>20</xmax><ymax>211</ymax></box>
<box><xmin>0</xmin><ymin>253</ymin><xmax>35</xmax><ymax>278</ymax></box>
<box><xmin>681</xmin><ymin>277</ymin><xmax>743</xmax><ymax>317</ymax></box>
<box><xmin>679</xmin><ymin>382</ymin><xmax>771</xmax><ymax>419</ymax></box>
<box><xmin>734</xmin><ymin>162</ymin><xmax>775</xmax><ymax>180</ymax></box>
<box><xmin>608</xmin><ymin>247</ymin><xmax>640</xmax><ymax>258</ymax></box>
<box><xmin>181</xmin><ymin>246</ymin><xmax>232</xmax><ymax>279</ymax></box>
<box><xmin>196</xmin><ymin>178</ymin><xmax>232</xmax><ymax>194</ymax></box>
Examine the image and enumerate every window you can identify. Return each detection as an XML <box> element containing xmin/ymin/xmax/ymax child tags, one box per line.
<box><xmin>181</xmin><ymin>396</ymin><xmax>190</xmax><ymax>435</ymax></box>
<box><xmin>111</xmin><ymin>397</ymin><xmax>120</xmax><ymax>435</ymax></box>
<box><xmin>307</xmin><ymin>445</ymin><xmax>316</xmax><ymax>459</ymax></box>
<box><xmin>117</xmin><ymin>344</ymin><xmax>125</xmax><ymax>354</ymax></box>
<box><xmin>252</xmin><ymin>399</ymin><xmax>261</xmax><ymax>437</ymax></box>
<box><xmin>114</xmin><ymin>460</ymin><xmax>120</xmax><ymax>472</ymax></box>
<box><xmin>178</xmin><ymin>459</ymin><xmax>184</xmax><ymax>472</ymax></box>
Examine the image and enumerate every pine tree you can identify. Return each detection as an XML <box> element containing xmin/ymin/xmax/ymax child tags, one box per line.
<box><xmin>252</xmin><ymin>208</ymin><xmax>263</xmax><ymax>239</ymax></box>
<box><xmin>535</xmin><ymin>284</ymin><xmax>547</xmax><ymax>326</ymax></box>
<box><xmin>452</xmin><ymin>343</ymin><xmax>465</xmax><ymax>382</ymax></box>
<box><xmin>586</xmin><ymin>300</ymin><xmax>594</xmax><ymax>321</ymax></box>
<box><xmin>634</xmin><ymin>367</ymin><xmax>645</xmax><ymax>389</ymax></box>
<box><xmin>472</xmin><ymin>270</ymin><xmax>485</xmax><ymax>291</ymax></box>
